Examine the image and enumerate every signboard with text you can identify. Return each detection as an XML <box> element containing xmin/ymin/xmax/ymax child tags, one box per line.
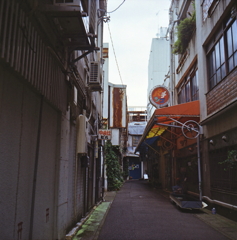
<box><xmin>98</xmin><ymin>129</ymin><xmax>111</xmax><ymax>140</ymax></box>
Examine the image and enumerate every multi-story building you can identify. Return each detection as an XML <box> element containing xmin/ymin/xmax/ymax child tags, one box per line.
<box><xmin>147</xmin><ymin>27</ymin><xmax>170</xmax><ymax>119</ymax></box>
<box><xmin>136</xmin><ymin>0</ymin><xmax>237</xmax><ymax>219</ymax></box>
<box><xmin>196</xmin><ymin>0</ymin><xmax>237</xmax><ymax>217</ymax></box>
<box><xmin>102</xmin><ymin>43</ymin><xmax>128</xmax><ymax>190</ymax></box>
<box><xmin>0</xmin><ymin>1</ymin><xmax>108</xmax><ymax>239</ymax></box>
<box><xmin>126</xmin><ymin>107</ymin><xmax>147</xmax><ymax>180</ymax></box>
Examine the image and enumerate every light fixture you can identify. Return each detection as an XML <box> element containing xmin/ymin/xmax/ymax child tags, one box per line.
<box><xmin>209</xmin><ymin>139</ymin><xmax>214</xmax><ymax>145</ymax></box>
<box><xmin>222</xmin><ymin>135</ymin><xmax>228</xmax><ymax>142</ymax></box>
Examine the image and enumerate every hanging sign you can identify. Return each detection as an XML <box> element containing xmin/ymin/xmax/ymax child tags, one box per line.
<box><xmin>149</xmin><ymin>85</ymin><xmax>170</xmax><ymax>108</ymax></box>
<box><xmin>98</xmin><ymin>129</ymin><xmax>111</xmax><ymax>140</ymax></box>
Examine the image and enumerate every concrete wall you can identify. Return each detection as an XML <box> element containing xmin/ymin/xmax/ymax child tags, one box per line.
<box><xmin>196</xmin><ymin>0</ymin><xmax>232</xmax><ymax>121</ymax></box>
<box><xmin>0</xmin><ymin>65</ymin><xmax>90</xmax><ymax>240</ymax></box>
<box><xmin>0</xmin><ymin>1</ymin><xmax>106</xmax><ymax>239</ymax></box>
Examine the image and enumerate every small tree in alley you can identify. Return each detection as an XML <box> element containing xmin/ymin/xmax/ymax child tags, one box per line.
<box><xmin>105</xmin><ymin>140</ymin><xmax>123</xmax><ymax>191</ymax></box>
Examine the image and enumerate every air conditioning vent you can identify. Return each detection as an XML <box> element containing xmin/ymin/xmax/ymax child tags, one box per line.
<box><xmin>88</xmin><ymin>61</ymin><xmax>102</xmax><ymax>91</ymax></box>
<box><xmin>54</xmin><ymin>0</ymin><xmax>80</xmax><ymax>6</ymax></box>
<box><xmin>89</xmin><ymin>61</ymin><xmax>99</xmax><ymax>83</ymax></box>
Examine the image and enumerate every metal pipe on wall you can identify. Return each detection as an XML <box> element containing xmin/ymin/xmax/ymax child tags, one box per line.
<box><xmin>188</xmin><ymin>191</ymin><xmax>237</xmax><ymax>211</ymax></box>
<box><xmin>29</xmin><ymin>95</ymin><xmax>44</xmax><ymax>240</ymax></box>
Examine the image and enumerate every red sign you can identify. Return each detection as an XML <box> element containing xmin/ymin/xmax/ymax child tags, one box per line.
<box><xmin>98</xmin><ymin>129</ymin><xmax>111</xmax><ymax>140</ymax></box>
<box><xmin>149</xmin><ymin>85</ymin><xmax>170</xmax><ymax>107</ymax></box>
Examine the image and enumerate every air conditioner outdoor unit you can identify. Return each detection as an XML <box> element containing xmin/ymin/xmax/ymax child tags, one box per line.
<box><xmin>89</xmin><ymin>61</ymin><xmax>100</xmax><ymax>84</ymax></box>
<box><xmin>53</xmin><ymin>0</ymin><xmax>80</xmax><ymax>6</ymax></box>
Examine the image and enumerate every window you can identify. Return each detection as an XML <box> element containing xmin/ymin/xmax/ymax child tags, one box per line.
<box><xmin>202</xmin><ymin>0</ymin><xmax>220</xmax><ymax>21</ymax></box>
<box><xmin>185</xmin><ymin>81</ymin><xmax>191</xmax><ymax>102</ymax></box>
<box><xmin>132</xmin><ymin>136</ymin><xmax>141</xmax><ymax>147</ymax></box>
<box><xmin>191</xmin><ymin>70</ymin><xmax>199</xmax><ymax>101</ymax></box>
<box><xmin>178</xmin><ymin>85</ymin><xmax>186</xmax><ymax>104</ymax></box>
<box><xmin>207</xmin><ymin>8</ymin><xmax>237</xmax><ymax>90</ymax></box>
<box><xmin>178</xmin><ymin>65</ymin><xmax>199</xmax><ymax>104</ymax></box>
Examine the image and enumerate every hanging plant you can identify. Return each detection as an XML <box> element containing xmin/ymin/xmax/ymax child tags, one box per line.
<box><xmin>218</xmin><ymin>150</ymin><xmax>237</xmax><ymax>171</ymax></box>
<box><xmin>172</xmin><ymin>4</ymin><xmax>196</xmax><ymax>55</ymax></box>
<box><xmin>105</xmin><ymin>141</ymin><xmax>123</xmax><ymax>191</ymax></box>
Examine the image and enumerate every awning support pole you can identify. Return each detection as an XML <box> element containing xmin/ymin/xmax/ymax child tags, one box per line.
<box><xmin>144</xmin><ymin>142</ymin><xmax>161</xmax><ymax>155</ymax></box>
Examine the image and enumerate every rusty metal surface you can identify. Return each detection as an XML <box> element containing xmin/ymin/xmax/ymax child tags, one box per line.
<box><xmin>112</xmin><ymin>87</ymin><xmax>125</xmax><ymax>128</ymax></box>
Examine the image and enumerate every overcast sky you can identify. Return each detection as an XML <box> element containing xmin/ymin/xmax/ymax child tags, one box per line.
<box><xmin>103</xmin><ymin>0</ymin><xmax>171</xmax><ymax>107</ymax></box>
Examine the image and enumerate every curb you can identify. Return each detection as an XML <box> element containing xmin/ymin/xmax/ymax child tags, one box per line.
<box><xmin>65</xmin><ymin>191</ymin><xmax>117</xmax><ymax>240</ymax></box>
<box><xmin>65</xmin><ymin>201</ymin><xmax>102</xmax><ymax>240</ymax></box>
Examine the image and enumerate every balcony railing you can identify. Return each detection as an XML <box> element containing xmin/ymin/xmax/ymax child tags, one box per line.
<box><xmin>39</xmin><ymin>1</ymin><xmax>94</xmax><ymax>51</ymax></box>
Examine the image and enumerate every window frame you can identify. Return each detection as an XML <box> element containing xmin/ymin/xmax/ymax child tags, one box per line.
<box><xmin>132</xmin><ymin>135</ymin><xmax>141</xmax><ymax>147</ymax></box>
<box><xmin>206</xmin><ymin>7</ymin><xmax>237</xmax><ymax>90</ymax></box>
<box><xmin>177</xmin><ymin>64</ymin><xmax>199</xmax><ymax>104</ymax></box>
<box><xmin>202</xmin><ymin>0</ymin><xmax>220</xmax><ymax>22</ymax></box>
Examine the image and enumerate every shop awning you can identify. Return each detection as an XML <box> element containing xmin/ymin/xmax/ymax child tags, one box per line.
<box><xmin>135</xmin><ymin>100</ymin><xmax>200</xmax><ymax>153</ymax></box>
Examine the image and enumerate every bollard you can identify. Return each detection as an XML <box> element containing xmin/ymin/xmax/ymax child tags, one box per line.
<box><xmin>212</xmin><ymin>207</ymin><xmax>216</xmax><ymax>214</ymax></box>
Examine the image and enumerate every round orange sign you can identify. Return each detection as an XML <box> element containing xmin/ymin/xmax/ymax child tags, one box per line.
<box><xmin>149</xmin><ymin>85</ymin><xmax>170</xmax><ymax>107</ymax></box>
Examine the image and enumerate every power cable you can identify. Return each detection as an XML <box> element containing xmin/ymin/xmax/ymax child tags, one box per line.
<box><xmin>107</xmin><ymin>0</ymin><xmax>126</xmax><ymax>14</ymax></box>
<box><xmin>107</xmin><ymin>22</ymin><xmax>125</xmax><ymax>87</ymax></box>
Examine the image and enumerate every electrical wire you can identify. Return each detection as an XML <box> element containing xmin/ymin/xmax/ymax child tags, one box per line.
<box><xmin>107</xmin><ymin>22</ymin><xmax>125</xmax><ymax>87</ymax></box>
<box><xmin>107</xmin><ymin>0</ymin><xmax>126</xmax><ymax>14</ymax></box>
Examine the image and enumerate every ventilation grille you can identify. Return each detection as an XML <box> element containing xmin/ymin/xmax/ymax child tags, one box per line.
<box><xmin>89</xmin><ymin>61</ymin><xmax>100</xmax><ymax>84</ymax></box>
<box><xmin>54</xmin><ymin>0</ymin><xmax>80</xmax><ymax>6</ymax></box>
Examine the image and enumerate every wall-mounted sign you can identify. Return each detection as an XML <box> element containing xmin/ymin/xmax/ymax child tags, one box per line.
<box><xmin>98</xmin><ymin>129</ymin><xmax>111</xmax><ymax>140</ymax></box>
<box><xmin>149</xmin><ymin>85</ymin><xmax>170</xmax><ymax>108</ymax></box>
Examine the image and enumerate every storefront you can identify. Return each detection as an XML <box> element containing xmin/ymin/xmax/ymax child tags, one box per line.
<box><xmin>135</xmin><ymin>101</ymin><xmax>201</xmax><ymax>193</ymax></box>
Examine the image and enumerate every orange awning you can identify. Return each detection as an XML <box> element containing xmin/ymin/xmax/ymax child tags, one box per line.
<box><xmin>135</xmin><ymin>101</ymin><xmax>200</xmax><ymax>153</ymax></box>
<box><xmin>154</xmin><ymin>100</ymin><xmax>200</xmax><ymax>117</ymax></box>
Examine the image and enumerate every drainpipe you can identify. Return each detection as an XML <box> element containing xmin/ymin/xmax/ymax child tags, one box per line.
<box><xmin>169</xmin><ymin>0</ymin><xmax>180</xmax><ymax>106</ymax></box>
<box><xmin>29</xmin><ymin>96</ymin><xmax>44</xmax><ymax>240</ymax></box>
<box><xmin>168</xmin><ymin>0</ymin><xmax>179</xmax><ymax>185</ymax></box>
<box><xmin>197</xmin><ymin>136</ymin><xmax>202</xmax><ymax>201</ymax></box>
<box><xmin>169</xmin><ymin>18</ymin><xmax>180</xmax><ymax>107</ymax></box>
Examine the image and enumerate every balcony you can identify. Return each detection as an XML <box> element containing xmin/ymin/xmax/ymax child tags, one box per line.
<box><xmin>38</xmin><ymin>1</ymin><xmax>95</xmax><ymax>51</ymax></box>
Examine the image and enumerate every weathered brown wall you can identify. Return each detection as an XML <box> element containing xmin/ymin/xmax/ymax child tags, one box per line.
<box><xmin>206</xmin><ymin>70</ymin><xmax>237</xmax><ymax>115</ymax></box>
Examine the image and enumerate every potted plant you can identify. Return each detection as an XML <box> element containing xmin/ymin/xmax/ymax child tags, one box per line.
<box><xmin>172</xmin><ymin>4</ymin><xmax>196</xmax><ymax>55</ymax></box>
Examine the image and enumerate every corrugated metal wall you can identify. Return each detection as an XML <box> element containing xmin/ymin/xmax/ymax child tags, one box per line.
<box><xmin>0</xmin><ymin>66</ymin><xmax>60</xmax><ymax>240</ymax></box>
<box><xmin>0</xmin><ymin>1</ymin><xmax>105</xmax><ymax>239</ymax></box>
<box><xmin>0</xmin><ymin>0</ymin><xmax>67</xmax><ymax>113</ymax></box>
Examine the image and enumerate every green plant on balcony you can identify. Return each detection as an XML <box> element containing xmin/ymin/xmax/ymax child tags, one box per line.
<box><xmin>218</xmin><ymin>150</ymin><xmax>237</xmax><ymax>171</ymax></box>
<box><xmin>172</xmin><ymin>9</ymin><xmax>196</xmax><ymax>55</ymax></box>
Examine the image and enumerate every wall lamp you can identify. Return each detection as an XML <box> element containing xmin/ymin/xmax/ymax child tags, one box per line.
<box><xmin>188</xmin><ymin>147</ymin><xmax>193</xmax><ymax>152</ymax></box>
<box><xmin>209</xmin><ymin>139</ymin><xmax>215</xmax><ymax>145</ymax></box>
<box><xmin>222</xmin><ymin>135</ymin><xmax>228</xmax><ymax>142</ymax></box>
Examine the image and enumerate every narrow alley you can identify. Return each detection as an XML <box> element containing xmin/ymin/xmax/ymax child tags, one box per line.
<box><xmin>1</xmin><ymin>1</ymin><xmax>237</xmax><ymax>239</ymax></box>
<box><xmin>73</xmin><ymin>180</ymin><xmax>237</xmax><ymax>240</ymax></box>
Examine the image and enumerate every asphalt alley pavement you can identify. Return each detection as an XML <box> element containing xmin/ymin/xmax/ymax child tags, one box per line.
<box><xmin>71</xmin><ymin>180</ymin><xmax>237</xmax><ymax>240</ymax></box>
